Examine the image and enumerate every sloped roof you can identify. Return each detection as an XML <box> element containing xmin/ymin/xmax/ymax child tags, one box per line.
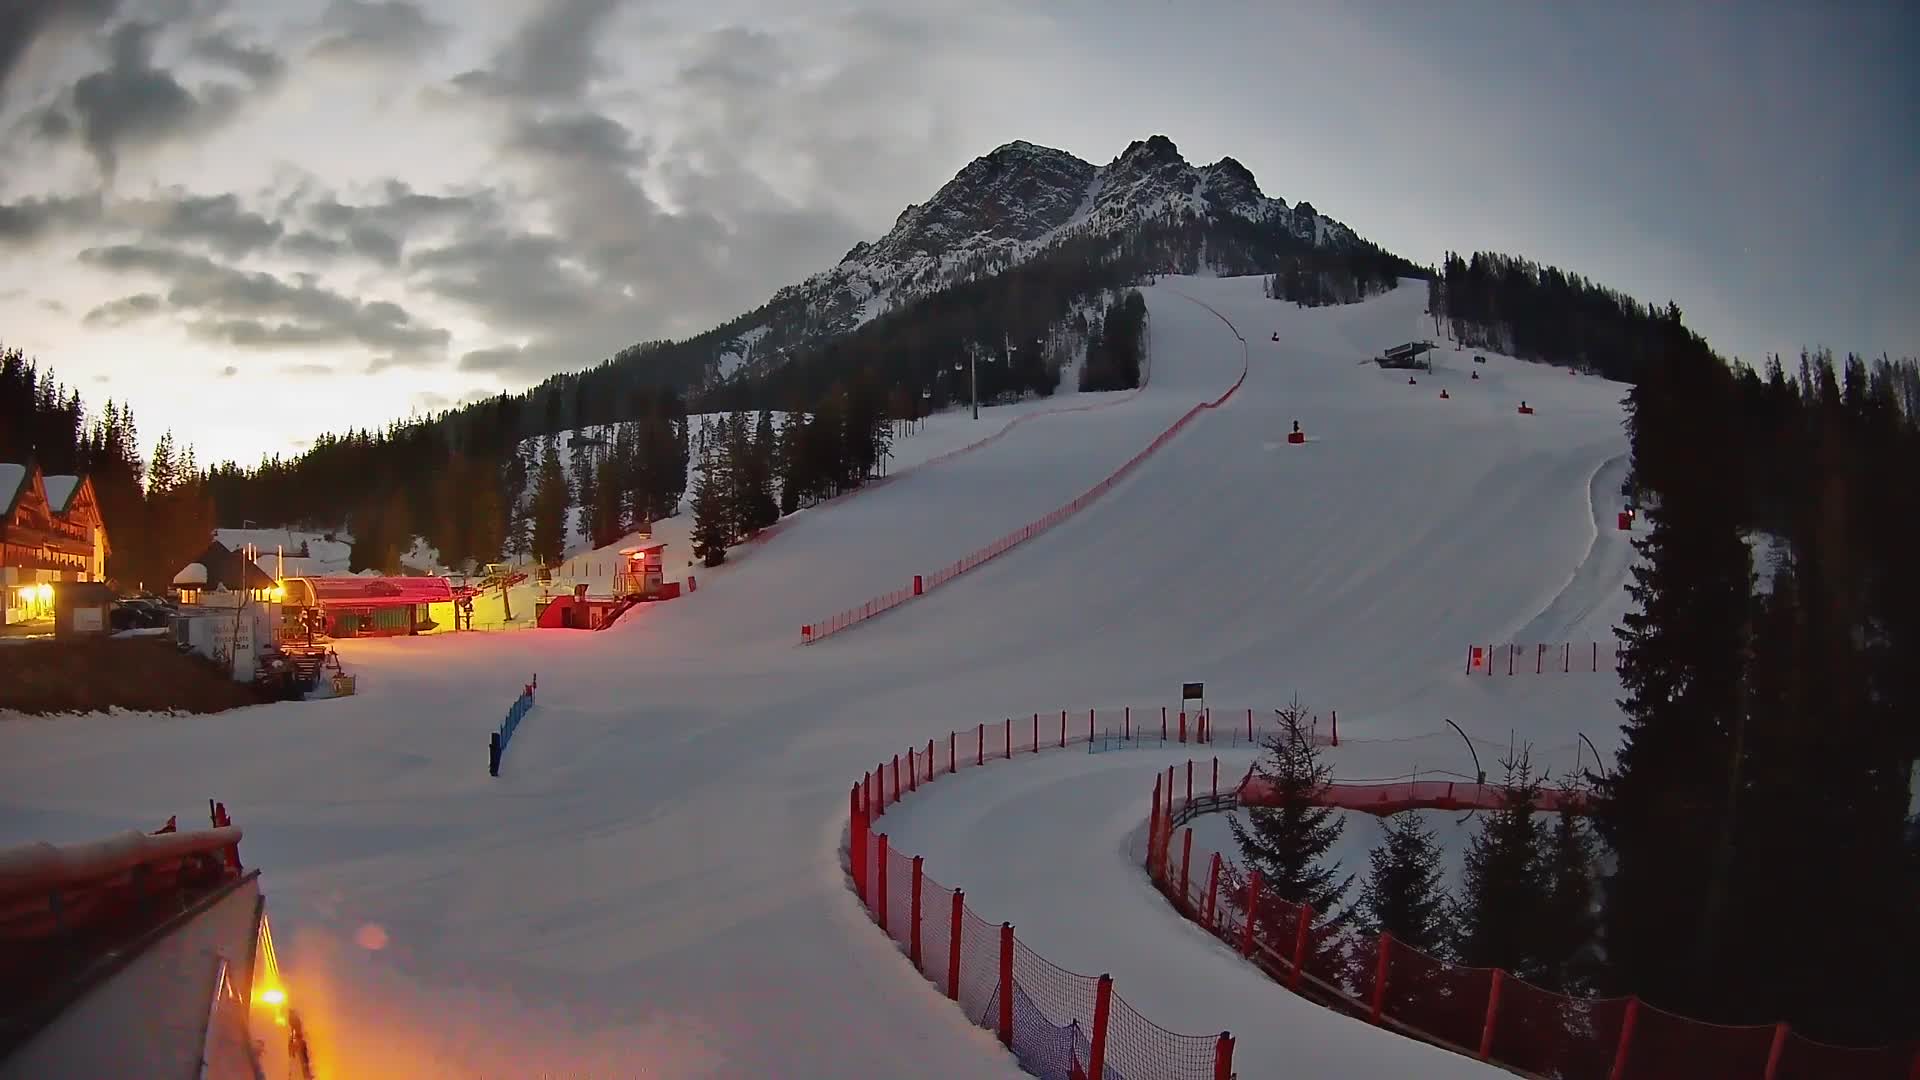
<box><xmin>177</xmin><ymin>541</ymin><xmax>275</xmax><ymax>591</ymax></box>
<box><xmin>41</xmin><ymin>475</ymin><xmax>79</xmax><ymax>513</ymax></box>
<box><xmin>0</xmin><ymin>463</ymin><xmax>26</xmax><ymax>517</ymax></box>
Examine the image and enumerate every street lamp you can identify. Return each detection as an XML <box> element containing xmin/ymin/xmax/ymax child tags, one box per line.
<box><xmin>1443</xmin><ymin>718</ymin><xmax>1486</xmax><ymax>786</ymax></box>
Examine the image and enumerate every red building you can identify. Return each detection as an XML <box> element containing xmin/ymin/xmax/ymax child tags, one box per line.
<box><xmin>2</xmin><ymin>463</ymin><xmax>109</xmax><ymax>625</ymax></box>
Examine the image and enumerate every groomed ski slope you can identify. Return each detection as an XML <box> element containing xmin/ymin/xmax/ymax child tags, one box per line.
<box><xmin>0</xmin><ymin>275</ymin><xmax>1634</xmax><ymax>1078</ymax></box>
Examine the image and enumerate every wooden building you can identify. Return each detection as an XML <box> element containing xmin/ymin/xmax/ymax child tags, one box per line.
<box><xmin>2</xmin><ymin>463</ymin><xmax>110</xmax><ymax>625</ymax></box>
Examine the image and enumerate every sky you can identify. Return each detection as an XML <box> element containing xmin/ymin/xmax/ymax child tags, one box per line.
<box><xmin>1</xmin><ymin>0</ymin><xmax>1914</xmax><ymax>465</ymax></box>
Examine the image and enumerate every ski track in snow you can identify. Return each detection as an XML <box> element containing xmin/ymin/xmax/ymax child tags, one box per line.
<box><xmin>0</xmin><ymin>277</ymin><xmax>1635</xmax><ymax>1078</ymax></box>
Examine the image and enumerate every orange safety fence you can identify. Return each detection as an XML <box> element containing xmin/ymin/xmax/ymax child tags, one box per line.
<box><xmin>846</xmin><ymin>717</ymin><xmax>1236</xmax><ymax>1079</ymax></box>
<box><xmin>1142</xmin><ymin>769</ymin><xmax>1920</xmax><ymax>1080</ymax></box>
<box><xmin>805</xmin><ymin>299</ymin><xmax>1248</xmax><ymax>645</ymax></box>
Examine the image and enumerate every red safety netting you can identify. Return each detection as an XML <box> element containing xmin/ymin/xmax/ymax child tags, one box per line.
<box><xmin>847</xmin><ymin>734</ymin><xmax>1237</xmax><ymax>1080</ymax></box>
<box><xmin>1774</xmin><ymin>1030</ymin><xmax>1918</xmax><ymax>1080</ymax></box>
<box><xmin>1141</xmin><ymin>769</ymin><xmax>1917</xmax><ymax>1080</ymax></box>
<box><xmin>1489</xmin><ymin>975</ymin><xmax>1628</xmax><ymax>1080</ymax></box>
<box><xmin>1381</xmin><ymin>938</ymin><xmax>1496</xmax><ymax>1054</ymax></box>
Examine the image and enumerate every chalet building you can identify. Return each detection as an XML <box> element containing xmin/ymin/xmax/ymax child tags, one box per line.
<box><xmin>1</xmin><ymin>462</ymin><xmax>110</xmax><ymax>625</ymax></box>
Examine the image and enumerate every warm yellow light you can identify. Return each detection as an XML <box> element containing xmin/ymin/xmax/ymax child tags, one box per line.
<box><xmin>258</xmin><ymin>987</ymin><xmax>285</xmax><ymax>1006</ymax></box>
<box><xmin>36</xmin><ymin>583</ymin><xmax>53</xmax><ymax>603</ymax></box>
<box><xmin>269</xmin><ymin>585</ymin><xmax>286</xmax><ymax>603</ymax></box>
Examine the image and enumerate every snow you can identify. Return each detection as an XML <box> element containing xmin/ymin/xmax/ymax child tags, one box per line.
<box><xmin>41</xmin><ymin>474</ymin><xmax>79</xmax><ymax>511</ymax></box>
<box><xmin>0</xmin><ymin>462</ymin><xmax>24</xmax><ymax>509</ymax></box>
<box><xmin>172</xmin><ymin>562</ymin><xmax>208</xmax><ymax>586</ymax></box>
<box><xmin>0</xmin><ymin>276</ymin><xmax>1636</xmax><ymax>1078</ymax></box>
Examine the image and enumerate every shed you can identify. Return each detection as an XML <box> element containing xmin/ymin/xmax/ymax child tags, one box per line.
<box><xmin>53</xmin><ymin>581</ymin><xmax>116</xmax><ymax>637</ymax></box>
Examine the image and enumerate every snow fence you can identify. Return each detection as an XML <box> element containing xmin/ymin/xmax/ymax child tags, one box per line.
<box><xmin>804</xmin><ymin>295</ymin><xmax>1245</xmax><ymax>646</ymax></box>
<box><xmin>1141</xmin><ymin>766</ymin><xmax>1920</xmax><ymax>1080</ymax></box>
<box><xmin>487</xmin><ymin>675</ymin><xmax>537</xmax><ymax>777</ymax></box>
<box><xmin>846</xmin><ymin>715</ymin><xmax>1236</xmax><ymax>1080</ymax></box>
<box><xmin>1466</xmin><ymin>641</ymin><xmax>1623</xmax><ymax>676</ymax></box>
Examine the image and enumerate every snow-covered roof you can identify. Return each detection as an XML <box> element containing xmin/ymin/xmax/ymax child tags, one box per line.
<box><xmin>172</xmin><ymin>562</ymin><xmax>208</xmax><ymax>586</ymax></box>
<box><xmin>42</xmin><ymin>474</ymin><xmax>79</xmax><ymax>512</ymax></box>
<box><xmin>0</xmin><ymin>463</ymin><xmax>25</xmax><ymax>514</ymax></box>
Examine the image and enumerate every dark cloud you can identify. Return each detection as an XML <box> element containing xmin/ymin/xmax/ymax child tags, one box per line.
<box><xmin>310</xmin><ymin>0</ymin><xmax>448</xmax><ymax>63</ymax></box>
<box><xmin>281</xmin><ymin>231</ymin><xmax>345</xmax><ymax>258</ymax></box>
<box><xmin>82</xmin><ymin>292</ymin><xmax>163</xmax><ymax>327</ymax></box>
<box><xmin>190</xmin><ymin>27</ymin><xmax>285</xmax><ymax>84</ymax></box>
<box><xmin>128</xmin><ymin>191</ymin><xmax>283</xmax><ymax>257</ymax></box>
<box><xmin>458</xmin><ymin>346</ymin><xmax>529</xmax><ymax>373</ymax></box>
<box><xmin>48</xmin><ymin>18</ymin><xmax>282</xmax><ymax>177</ymax></box>
<box><xmin>298</xmin><ymin>180</ymin><xmax>492</xmax><ymax>264</ymax></box>
<box><xmin>452</xmin><ymin>0</ymin><xmax>625</xmax><ymax>103</ymax></box>
<box><xmin>0</xmin><ymin>193</ymin><xmax>104</xmax><ymax>247</ymax></box>
<box><xmin>41</xmin><ymin>299</ymin><xmax>68</xmax><ymax>314</ymax></box>
<box><xmin>78</xmin><ymin>242</ymin><xmax>449</xmax><ymax>354</ymax></box>
<box><xmin>507</xmin><ymin>110</ymin><xmax>639</xmax><ymax>164</ymax></box>
<box><xmin>409</xmin><ymin>228</ymin><xmax>609</xmax><ymax>329</ymax></box>
<box><xmin>0</xmin><ymin>0</ymin><xmax>122</xmax><ymax>104</ymax></box>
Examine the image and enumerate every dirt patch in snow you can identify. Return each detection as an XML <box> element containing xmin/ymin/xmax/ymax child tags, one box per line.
<box><xmin>0</xmin><ymin>637</ymin><xmax>271</xmax><ymax>716</ymax></box>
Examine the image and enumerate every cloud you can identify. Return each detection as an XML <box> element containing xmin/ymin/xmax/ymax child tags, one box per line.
<box><xmin>0</xmin><ymin>0</ymin><xmax>122</xmax><ymax>105</ymax></box>
<box><xmin>279</xmin><ymin>362</ymin><xmax>334</xmax><ymax>376</ymax></box>
<box><xmin>78</xmin><ymin>242</ymin><xmax>449</xmax><ymax>354</ymax></box>
<box><xmin>46</xmin><ymin>18</ymin><xmax>282</xmax><ymax>177</ymax></box>
<box><xmin>217</xmin><ymin>364</ymin><xmax>238</xmax><ymax>377</ymax></box>
<box><xmin>458</xmin><ymin>345</ymin><xmax>530</xmax><ymax>373</ymax></box>
<box><xmin>452</xmin><ymin>0</ymin><xmax>625</xmax><ymax>103</ymax></box>
<box><xmin>190</xmin><ymin>27</ymin><xmax>285</xmax><ymax>85</ymax></box>
<box><xmin>82</xmin><ymin>292</ymin><xmax>163</xmax><ymax>327</ymax></box>
<box><xmin>282</xmin><ymin>231</ymin><xmax>345</xmax><ymax>258</ymax></box>
<box><xmin>0</xmin><ymin>193</ymin><xmax>104</xmax><ymax>247</ymax></box>
<box><xmin>297</xmin><ymin>180</ymin><xmax>493</xmax><ymax>265</ymax></box>
<box><xmin>119</xmin><ymin>190</ymin><xmax>283</xmax><ymax>257</ymax></box>
<box><xmin>310</xmin><ymin>0</ymin><xmax>449</xmax><ymax>64</ymax></box>
<box><xmin>41</xmin><ymin>299</ymin><xmax>68</xmax><ymax>314</ymax></box>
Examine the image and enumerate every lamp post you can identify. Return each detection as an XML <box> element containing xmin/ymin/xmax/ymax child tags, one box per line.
<box><xmin>1443</xmin><ymin>718</ymin><xmax>1485</xmax><ymax>786</ymax></box>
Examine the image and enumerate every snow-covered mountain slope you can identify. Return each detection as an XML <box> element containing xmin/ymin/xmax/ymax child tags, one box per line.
<box><xmin>0</xmin><ymin>278</ymin><xmax>1637</xmax><ymax>1078</ymax></box>
<box><xmin>718</xmin><ymin>135</ymin><xmax>1371</xmax><ymax>385</ymax></box>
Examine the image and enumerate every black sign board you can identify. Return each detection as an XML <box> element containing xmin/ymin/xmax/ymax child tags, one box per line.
<box><xmin>1181</xmin><ymin>682</ymin><xmax>1204</xmax><ymax>700</ymax></box>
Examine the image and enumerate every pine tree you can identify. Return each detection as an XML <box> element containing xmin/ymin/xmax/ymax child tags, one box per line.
<box><xmin>688</xmin><ymin>447</ymin><xmax>730</xmax><ymax>567</ymax></box>
<box><xmin>776</xmin><ymin>411</ymin><xmax>806</xmax><ymax>515</ymax></box>
<box><xmin>1229</xmin><ymin>700</ymin><xmax>1353</xmax><ymax>917</ymax></box>
<box><xmin>1454</xmin><ymin>752</ymin><xmax>1550</xmax><ymax>979</ymax></box>
<box><xmin>574</xmin><ymin>447</ymin><xmax>601</xmax><ymax>547</ymax></box>
<box><xmin>1358</xmin><ymin>811</ymin><xmax>1452</xmax><ymax>955</ymax></box>
<box><xmin>529</xmin><ymin>437</ymin><xmax>570</xmax><ymax>565</ymax></box>
<box><xmin>1539</xmin><ymin>795</ymin><xmax>1598</xmax><ymax>992</ymax></box>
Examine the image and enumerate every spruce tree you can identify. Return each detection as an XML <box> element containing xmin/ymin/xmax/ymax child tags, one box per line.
<box><xmin>529</xmin><ymin>437</ymin><xmax>570</xmax><ymax>565</ymax></box>
<box><xmin>1454</xmin><ymin>752</ymin><xmax>1549</xmax><ymax>979</ymax></box>
<box><xmin>688</xmin><ymin>447</ymin><xmax>729</xmax><ymax>567</ymax></box>
<box><xmin>1539</xmin><ymin>794</ymin><xmax>1598</xmax><ymax>992</ymax></box>
<box><xmin>1358</xmin><ymin>810</ymin><xmax>1452</xmax><ymax>955</ymax></box>
<box><xmin>574</xmin><ymin>448</ymin><xmax>600</xmax><ymax>547</ymax></box>
<box><xmin>1229</xmin><ymin>701</ymin><xmax>1353</xmax><ymax>918</ymax></box>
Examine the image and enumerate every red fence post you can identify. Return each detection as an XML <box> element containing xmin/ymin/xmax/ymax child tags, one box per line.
<box><xmin>1179</xmin><ymin>828</ymin><xmax>1193</xmax><ymax>909</ymax></box>
<box><xmin>874</xmin><ymin>765</ymin><xmax>885</xmax><ymax>816</ymax></box>
<box><xmin>949</xmin><ymin>731</ymin><xmax>957</xmax><ymax>773</ymax></box>
<box><xmin>1608</xmin><ymin>996</ymin><xmax>1640</xmax><ymax>1080</ymax></box>
<box><xmin>1213</xmin><ymin>1033</ymin><xmax>1235</xmax><ymax>1080</ymax></box>
<box><xmin>998</xmin><ymin>923</ymin><xmax>1014</xmax><ymax>1048</ymax></box>
<box><xmin>1290</xmin><ymin>903</ymin><xmax>1313</xmax><ymax>989</ymax></box>
<box><xmin>1148</xmin><ymin>775</ymin><xmax>1163</xmax><ymax>872</ymax></box>
<box><xmin>1204</xmin><ymin>852</ymin><xmax>1221</xmax><ymax>927</ymax></box>
<box><xmin>947</xmin><ymin>889</ymin><xmax>964</xmax><ymax>1000</ymax></box>
<box><xmin>1478</xmin><ymin>969</ymin><xmax>1505</xmax><ymax>1059</ymax></box>
<box><xmin>927</xmin><ymin>739</ymin><xmax>935</xmax><ymax>781</ymax></box>
<box><xmin>913</xmin><ymin>574</ymin><xmax>923</xmax><ymax>596</ymax></box>
<box><xmin>1179</xmin><ymin>709</ymin><xmax>1187</xmax><ymax>743</ymax></box>
<box><xmin>1087</xmin><ymin>974</ymin><xmax>1113</xmax><ymax>1080</ymax></box>
<box><xmin>892</xmin><ymin>755</ymin><xmax>900</xmax><ymax>801</ymax></box>
<box><xmin>1763</xmin><ymin>1022</ymin><xmax>1790</xmax><ymax>1080</ymax></box>
<box><xmin>876</xmin><ymin>834</ymin><xmax>891</xmax><ymax>933</ymax></box>
<box><xmin>1124</xmin><ymin>706</ymin><xmax>1130</xmax><ymax>740</ymax></box>
<box><xmin>908</xmin><ymin>749</ymin><xmax>918</xmax><ymax>792</ymax></box>
<box><xmin>909</xmin><ymin>855</ymin><xmax>924</xmax><ymax>968</ymax></box>
<box><xmin>1241</xmin><ymin>872</ymin><xmax>1262</xmax><ymax>956</ymax></box>
<box><xmin>851</xmin><ymin>783</ymin><xmax>868</xmax><ymax>904</ymax></box>
<box><xmin>977</xmin><ymin>723</ymin><xmax>984</xmax><ymax>766</ymax></box>
<box><xmin>1370</xmin><ymin>933</ymin><xmax>1392</xmax><ymax>1024</ymax></box>
<box><xmin>1005</xmin><ymin>719</ymin><xmax>1012</xmax><ymax>759</ymax></box>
